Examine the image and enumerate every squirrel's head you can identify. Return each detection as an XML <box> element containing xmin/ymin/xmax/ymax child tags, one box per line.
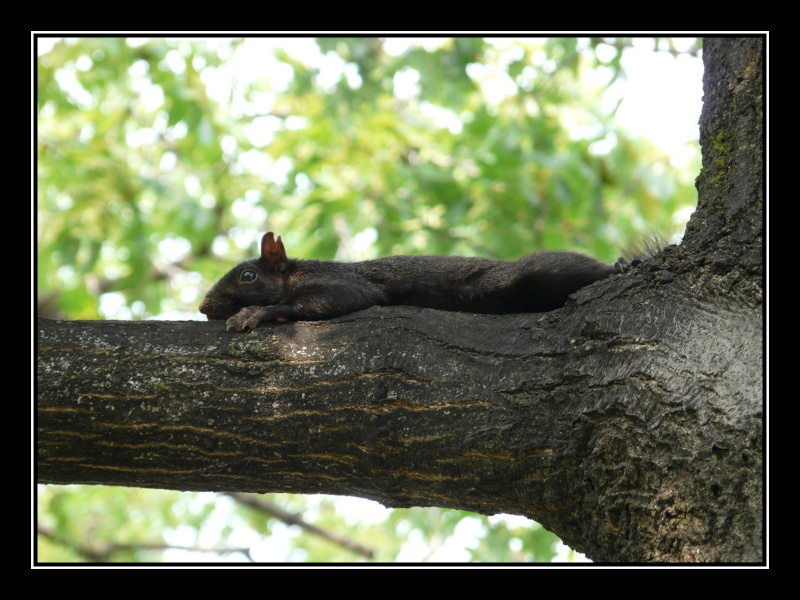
<box><xmin>199</xmin><ymin>232</ymin><xmax>290</xmax><ymax>320</ymax></box>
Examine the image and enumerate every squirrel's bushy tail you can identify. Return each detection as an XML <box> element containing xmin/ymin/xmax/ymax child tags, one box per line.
<box><xmin>615</xmin><ymin>231</ymin><xmax>676</xmax><ymax>272</ymax></box>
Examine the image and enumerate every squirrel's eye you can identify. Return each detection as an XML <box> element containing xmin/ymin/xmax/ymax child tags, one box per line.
<box><xmin>240</xmin><ymin>270</ymin><xmax>257</xmax><ymax>283</ymax></box>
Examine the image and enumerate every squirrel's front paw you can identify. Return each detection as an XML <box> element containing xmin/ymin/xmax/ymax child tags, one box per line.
<box><xmin>226</xmin><ymin>306</ymin><xmax>269</xmax><ymax>332</ymax></box>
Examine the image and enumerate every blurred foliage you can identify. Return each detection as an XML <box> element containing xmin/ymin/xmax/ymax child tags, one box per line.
<box><xmin>36</xmin><ymin>36</ymin><xmax>701</xmax><ymax>563</ymax></box>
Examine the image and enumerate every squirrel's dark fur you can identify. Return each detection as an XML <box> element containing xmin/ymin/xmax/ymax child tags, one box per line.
<box><xmin>200</xmin><ymin>232</ymin><xmax>633</xmax><ymax>332</ymax></box>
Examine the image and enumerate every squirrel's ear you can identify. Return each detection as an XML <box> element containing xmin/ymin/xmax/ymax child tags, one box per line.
<box><xmin>261</xmin><ymin>232</ymin><xmax>288</xmax><ymax>271</ymax></box>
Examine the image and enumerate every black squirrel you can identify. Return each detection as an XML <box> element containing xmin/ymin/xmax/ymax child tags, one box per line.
<box><xmin>200</xmin><ymin>232</ymin><xmax>640</xmax><ymax>332</ymax></box>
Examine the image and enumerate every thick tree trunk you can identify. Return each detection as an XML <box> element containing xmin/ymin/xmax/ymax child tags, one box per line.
<box><xmin>36</xmin><ymin>37</ymin><xmax>764</xmax><ymax>563</ymax></box>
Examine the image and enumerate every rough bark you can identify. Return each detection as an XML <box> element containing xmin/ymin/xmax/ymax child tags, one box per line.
<box><xmin>36</xmin><ymin>37</ymin><xmax>764</xmax><ymax>563</ymax></box>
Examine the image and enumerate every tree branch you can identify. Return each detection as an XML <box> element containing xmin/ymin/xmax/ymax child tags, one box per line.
<box><xmin>37</xmin><ymin>525</ymin><xmax>253</xmax><ymax>562</ymax></box>
<box><xmin>37</xmin><ymin>260</ymin><xmax>761</xmax><ymax>563</ymax></box>
<box><xmin>226</xmin><ymin>493</ymin><xmax>375</xmax><ymax>559</ymax></box>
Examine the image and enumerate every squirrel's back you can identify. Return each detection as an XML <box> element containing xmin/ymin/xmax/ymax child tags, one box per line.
<box><xmin>356</xmin><ymin>253</ymin><xmax>615</xmax><ymax>313</ymax></box>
